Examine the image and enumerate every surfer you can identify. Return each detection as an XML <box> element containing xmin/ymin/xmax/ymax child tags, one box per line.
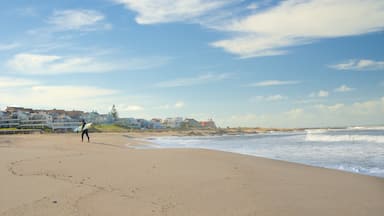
<box><xmin>81</xmin><ymin>119</ymin><xmax>90</xmax><ymax>142</ymax></box>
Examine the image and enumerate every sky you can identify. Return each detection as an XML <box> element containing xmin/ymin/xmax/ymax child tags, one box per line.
<box><xmin>0</xmin><ymin>0</ymin><xmax>383</xmax><ymax>128</ymax></box>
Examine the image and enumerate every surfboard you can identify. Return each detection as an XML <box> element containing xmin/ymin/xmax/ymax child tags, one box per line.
<box><xmin>73</xmin><ymin>123</ymin><xmax>93</xmax><ymax>132</ymax></box>
<box><xmin>84</xmin><ymin>122</ymin><xmax>93</xmax><ymax>130</ymax></box>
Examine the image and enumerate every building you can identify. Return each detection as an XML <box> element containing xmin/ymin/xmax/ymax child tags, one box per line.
<box><xmin>182</xmin><ymin>118</ymin><xmax>202</xmax><ymax>129</ymax></box>
<box><xmin>151</xmin><ymin>118</ymin><xmax>164</xmax><ymax>129</ymax></box>
<box><xmin>163</xmin><ymin>117</ymin><xmax>184</xmax><ymax>128</ymax></box>
<box><xmin>200</xmin><ymin>119</ymin><xmax>217</xmax><ymax>129</ymax></box>
<box><xmin>115</xmin><ymin>118</ymin><xmax>140</xmax><ymax>129</ymax></box>
<box><xmin>6</xmin><ymin>107</ymin><xmax>33</xmax><ymax>113</ymax></box>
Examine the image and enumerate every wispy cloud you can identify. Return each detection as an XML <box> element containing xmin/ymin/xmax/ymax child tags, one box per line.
<box><xmin>6</xmin><ymin>53</ymin><xmax>170</xmax><ymax>75</ymax></box>
<box><xmin>316</xmin><ymin>103</ymin><xmax>345</xmax><ymax>112</ymax></box>
<box><xmin>250</xmin><ymin>94</ymin><xmax>287</xmax><ymax>102</ymax></box>
<box><xmin>334</xmin><ymin>85</ymin><xmax>354</xmax><ymax>92</ymax></box>
<box><xmin>7</xmin><ymin>53</ymin><xmax>111</xmax><ymax>74</ymax></box>
<box><xmin>15</xmin><ymin>7</ymin><xmax>39</xmax><ymax>17</ymax></box>
<box><xmin>155</xmin><ymin>73</ymin><xmax>231</xmax><ymax>88</ymax></box>
<box><xmin>330</xmin><ymin>59</ymin><xmax>384</xmax><ymax>71</ymax></box>
<box><xmin>246</xmin><ymin>3</ymin><xmax>259</xmax><ymax>10</ymax></box>
<box><xmin>212</xmin><ymin>0</ymin><xmax>384</xmax><ymax>58</ymax></box>
<box><xmin>47</xmin><ymin>9</ymin><xmax>110</xmax><ymax>31</ymax></box>
<box><xmin>124</xmin><ymin>105</ymin><xmax>144</xmax><ymax>111</ymax></box>
<box><xmin>174</xmin><ymin>101</ymin><xmax>185</xmax><ymax>109</ymax></box>
<box><xmin>114</xmin><ymin>0</ymin><xmax>384</xmax><ymax>58</ymax></box>
<box><xmin>248</xmin><ymin>80</ymin><xmax>300</xmax><ymax>87</ymax></box>
<box><xmin>223</xmin><ymin>97</ymin><xmax>384</xmax><ymax>128</ymax></box>
<box><xmin>310</xmin><ymin>90</ymin><xmax>329</xmax><ymax>98</ymax></box>
<box><xmin>0</xmin><ymin>43</ymin><xmax>19</xmax><ymax>51</ymax></box>
<box><xmin>113</xmin><ymin>0</ymin><xmax>234</xmax><ymax>24</ymax></box>
<box><xmin>30</xmin><ymin>85</ymin><xmax>118</xmax><ymax>98</ymax></box>
<box><xmin>0</xmin><ymin>76</ymin><xmax>39</xmax><ymax>88</ymax></box>
<box><xmin>156</xmin><ymin>101</ymin><xmax>186</xmax><ymax>110</ymax></box>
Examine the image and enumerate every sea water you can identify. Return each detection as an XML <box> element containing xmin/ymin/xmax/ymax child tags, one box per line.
<box><xmin>141</xmin><ymin>127</ymin><xmax>384</xmax><ymax>178</ymax></box>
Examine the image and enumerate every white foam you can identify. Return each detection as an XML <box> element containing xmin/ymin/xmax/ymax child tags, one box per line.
<box><xmin>305</xmin><ymin>133</ymin><xmax>384</xmax><ymax>143</ymax></box>
<box><xmin>305</xmin><ymin>129</ymin><xmax>329</xmax><ymax>134</ymax></box>
<box><xmin>347</xmin><ymin>126</ymin><xmax>384</xmax><ymax>130</ymax></box>
<box><xmin>140</xmin><ymin>132</ymin><xmax>384</xmax><ymax>178</ymax></box>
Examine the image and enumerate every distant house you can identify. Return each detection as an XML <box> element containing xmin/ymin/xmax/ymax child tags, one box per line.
<box><xmin>94</xmin><ymin>114</ymin><xmax>110</xmax><ymax>124</ymax></box>
<box><xmin>163</xmin><ymin>117</ymin><xmax>183</xmax><ymax>128</ymax></box>
<box><xmin>182</xmin><ymin>118</ymin><xmax>202</xmax><ymax>129</ymax></box>
<box><xmin>66</xmin><ymin>110</ymin><xmax>84</xmax><ymax>119</ymax></box>
<box><xmin>30</xmin><ymin>112</ymin><xmax>52</xmax><ymax>122</ymax></box>
<box><xmin>6</xmin><ymin>106</ymin><xmax>33</xmax><ymax>113</ymax></box>
<box><xmin>137</xmin><ymin>119</ymin><xmax>151</xmax><ymax>129</ymax></box>
<box><xmin>115</xmin><ymin>118</ymin><xmax>140</xmax><ymax>129</ymax></box>
<box><xmin>81</xmin><ymin>111</ymin><xmax>102</xmax><ymax>123</ymax></box>
<box><xmin>15</xmin><ymin>111</ymin><xmax>29</xmax><ymax>121</ymax></box>
<box><xmin>200</xmin><ymin>119</ymin><xmax>217</xmax><ymax>129</ymax></box>
<box><xmin>54</xmin><ymin>114</ymin><xmax>73</xmax><ymax>122</ymax></box>
<box><xmin>151</xmin><ymin>118</ymin><xmax>165</xmax><ymax>129</ymax></box>
<box><xmin>0</xmin><ymin>111</ymin><xmax>5</xmax><ymax>119</ymax></box>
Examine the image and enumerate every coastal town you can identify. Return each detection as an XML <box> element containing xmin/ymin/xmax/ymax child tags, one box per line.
<box><xmin>0</xmin><ymin>106</ymin><xmax>216</xmax><ymax>133</ymax></box>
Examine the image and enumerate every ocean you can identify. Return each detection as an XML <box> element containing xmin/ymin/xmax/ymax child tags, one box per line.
<box><xmin>140</xmin><ymin>127</ymin><xmax>384</xmax><ymax>178</ymax></box>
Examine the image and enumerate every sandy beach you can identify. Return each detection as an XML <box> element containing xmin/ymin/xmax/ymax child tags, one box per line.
<box><xmin>0</xmin><ymin>133</ymin><xmax>383</xmax><ymax>216</ymax></box>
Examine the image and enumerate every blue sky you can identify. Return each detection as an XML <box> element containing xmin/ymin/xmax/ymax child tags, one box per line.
<box><xmin>0</xmin><ymin>0</ymin><xmax>383</xmax><ymax>128</ymax></box>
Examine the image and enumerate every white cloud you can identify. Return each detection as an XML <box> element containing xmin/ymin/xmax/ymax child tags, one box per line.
<box><xmin>114</xmin><ymin>0</ymin><xmax>233</xmax><ymax>24</ymax></box>
<box><xmin>284</xmin><ymin>108</ymin><xmax>304</xmax><ymax>119</ymax></box>
<box><xmin>250</xmin><ymin>94</ymin><xmax>286</xmax><ymax>102</ymax></box>
<box><xmin>212</xmin><ymin>0</ymin><xmax>384</xmax><ymax>57</ymax></box>
<box><xmin>0</xmin><ymin>77</ymin><xmax>39</xmax><ymax>88</ymax></box>
<box><xmin>334</xmin><ymin>85</ymin><xmax>354</xmax><ymax>92</ymax></box>
<box><xmin>316</xmin><ymin>103</ymin><xmax>345</xmax><ymax>112</ymax></box>
<box><xmin>330</xmin><ymin>59</ymin><xmax>384</xmax><ymax>71</ymax></box>
<box><xmin>249</xmin><ymin>80</ymin><xmax>300</xmax><ymax>87</ymax></box>
<box><xmin>174</xmin><ymin>101</ymin><xmax>185</xmax><ymax>108</ymax></box>
<box><xmin>0</xmin><ymin>43</ymin><xmax>19</xmax><ymax>51</ymax></box>
<box><xmin>30</xmin><ymin>85</ymin><xmax>118</xmax><ymax>98</ymax></box>
<box><xmin>125</xmin><ymin>105</ymin><xmax>144</xmax><ymax>111</ymax></box>
<box><xmin>47</xmin><ymin>9</ymin><xmax>108</xmax><ymax>31</ymax></box>
<box><xmin>15</xmin><ymin>7</ymin><xmax>39</xmax><ymax>17</ymax></box>
<box><xmin>6</xmin><ymin>53</ymin><xmax>169</xmax><ymax>75</ymax></box>
<box><xmin>7</xmin><ymin>53</ymin><xmax>108</xmax><ymax>74</ymax></box>
<box><xmin>222</xmin><ymin>97</ymin><xmax>384</xmax><ymax>128</ymax></box>
<box><xmin>246</xmin><ymin>3</ymin><xmax>259</xmax><ymax>10</ymax></box>
<box><xmin>310</xmin><ymin>90</ymin><xmax>329</xmax><ymax>98</ymax></box>
<box><xmin>155</xmin><ymin>73</ymin><xmax>231</xmax><ymax>88</ymax></box>
<box><xmin>318</xmin><ymin>90</ymin><xmax>329</xmax><ymax>97</ymax></box>
<box><xmin>157</xmin><ymin>101</ymin><xmax>185</xmax><ymax>110</ymax></box>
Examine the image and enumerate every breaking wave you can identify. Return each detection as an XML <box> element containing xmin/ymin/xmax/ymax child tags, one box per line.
<box><xmin>305</xmin><ymin>133</ymin><xmax>384</xmax><ymax>143</ymax></box>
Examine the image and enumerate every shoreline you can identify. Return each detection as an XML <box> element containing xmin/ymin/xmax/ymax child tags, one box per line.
<box><xmin>134</xmin><ymin>135</ymin><xmax>384</xmax><ymax>179</ymax></box>
<box><xmin>1</xmin><ymin>133</ymin><xmax>383</xmax><ymax>215</ymax></box>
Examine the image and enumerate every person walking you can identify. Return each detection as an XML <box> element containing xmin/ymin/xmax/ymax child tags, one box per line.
<box><xmin>81</xmin><ymin>119</ymin><xmax>90</xmax><ymax>142</ymax></box>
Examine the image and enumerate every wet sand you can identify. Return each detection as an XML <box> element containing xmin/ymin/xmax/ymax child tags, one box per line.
<box><xmin>1</xmin><ymin>133</ymin><xmax>383</xmax><ymax>215</ymax></box>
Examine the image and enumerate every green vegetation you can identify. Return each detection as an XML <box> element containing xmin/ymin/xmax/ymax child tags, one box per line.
<box><xmin>110</xmin><ymin>105</ymin><xmax>118</xmax><ymax>122</ymax></box>
<box><xmin>93</xmin><ymin>124</ymin><xmax>131</xmax><ymax>132</ymax></box>
<box><xmin>0</xmin><ymin>128</ymin><xmax>18</xmax><ymax>130</ymax></box>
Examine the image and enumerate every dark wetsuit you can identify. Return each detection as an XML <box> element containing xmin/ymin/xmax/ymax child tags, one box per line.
<box><xmin>81</xmin><ymin>122</ymin><xmax>90</xmax><ymax>142</ymax></box>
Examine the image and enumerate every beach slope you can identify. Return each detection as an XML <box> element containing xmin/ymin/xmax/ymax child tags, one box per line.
<box><xmin>1</xmin><ymin>133</ymin><xmax>383</xmax><ymax>215</ymax></box>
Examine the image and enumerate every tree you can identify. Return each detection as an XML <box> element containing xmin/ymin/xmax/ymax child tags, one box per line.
<box><xmin>110</xmin><ymin>104</ymin><xmax>118</xmax><ymax>121</ymax></box>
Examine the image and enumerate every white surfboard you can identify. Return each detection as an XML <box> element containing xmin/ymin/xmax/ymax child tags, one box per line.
<box><xmin>83</xmin><ymin>122</ymin><xmax>93</xmax><ymax>130</ymax></box>
<box><xmin>74</xmin><ymin>123</ymin><xmax>93</xmax><ymax>132</ymax></box>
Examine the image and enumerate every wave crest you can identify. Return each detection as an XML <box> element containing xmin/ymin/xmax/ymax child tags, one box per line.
<box><xmin>305</xmin><ymin>133</ymin><xmax>384</xmax><ymax>143</ymax></box>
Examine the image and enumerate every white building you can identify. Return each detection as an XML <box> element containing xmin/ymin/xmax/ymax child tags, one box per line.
<box><xmin>163</xmin><ymin>117</ymin><xmax>183</xmax><ymax>128</ymax></box>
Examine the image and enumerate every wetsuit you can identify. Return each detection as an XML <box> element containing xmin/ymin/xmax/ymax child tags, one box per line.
<box><xmin>81</xmin><ymin>121</ymin><xmax>90</xmax><ymax>142</ymax></box>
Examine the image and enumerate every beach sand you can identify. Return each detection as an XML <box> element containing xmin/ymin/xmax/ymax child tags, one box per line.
<box><xmin>0</xmin><ymin>133</ymin><xmax>383</xmax><ymax>216</ymax></box>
